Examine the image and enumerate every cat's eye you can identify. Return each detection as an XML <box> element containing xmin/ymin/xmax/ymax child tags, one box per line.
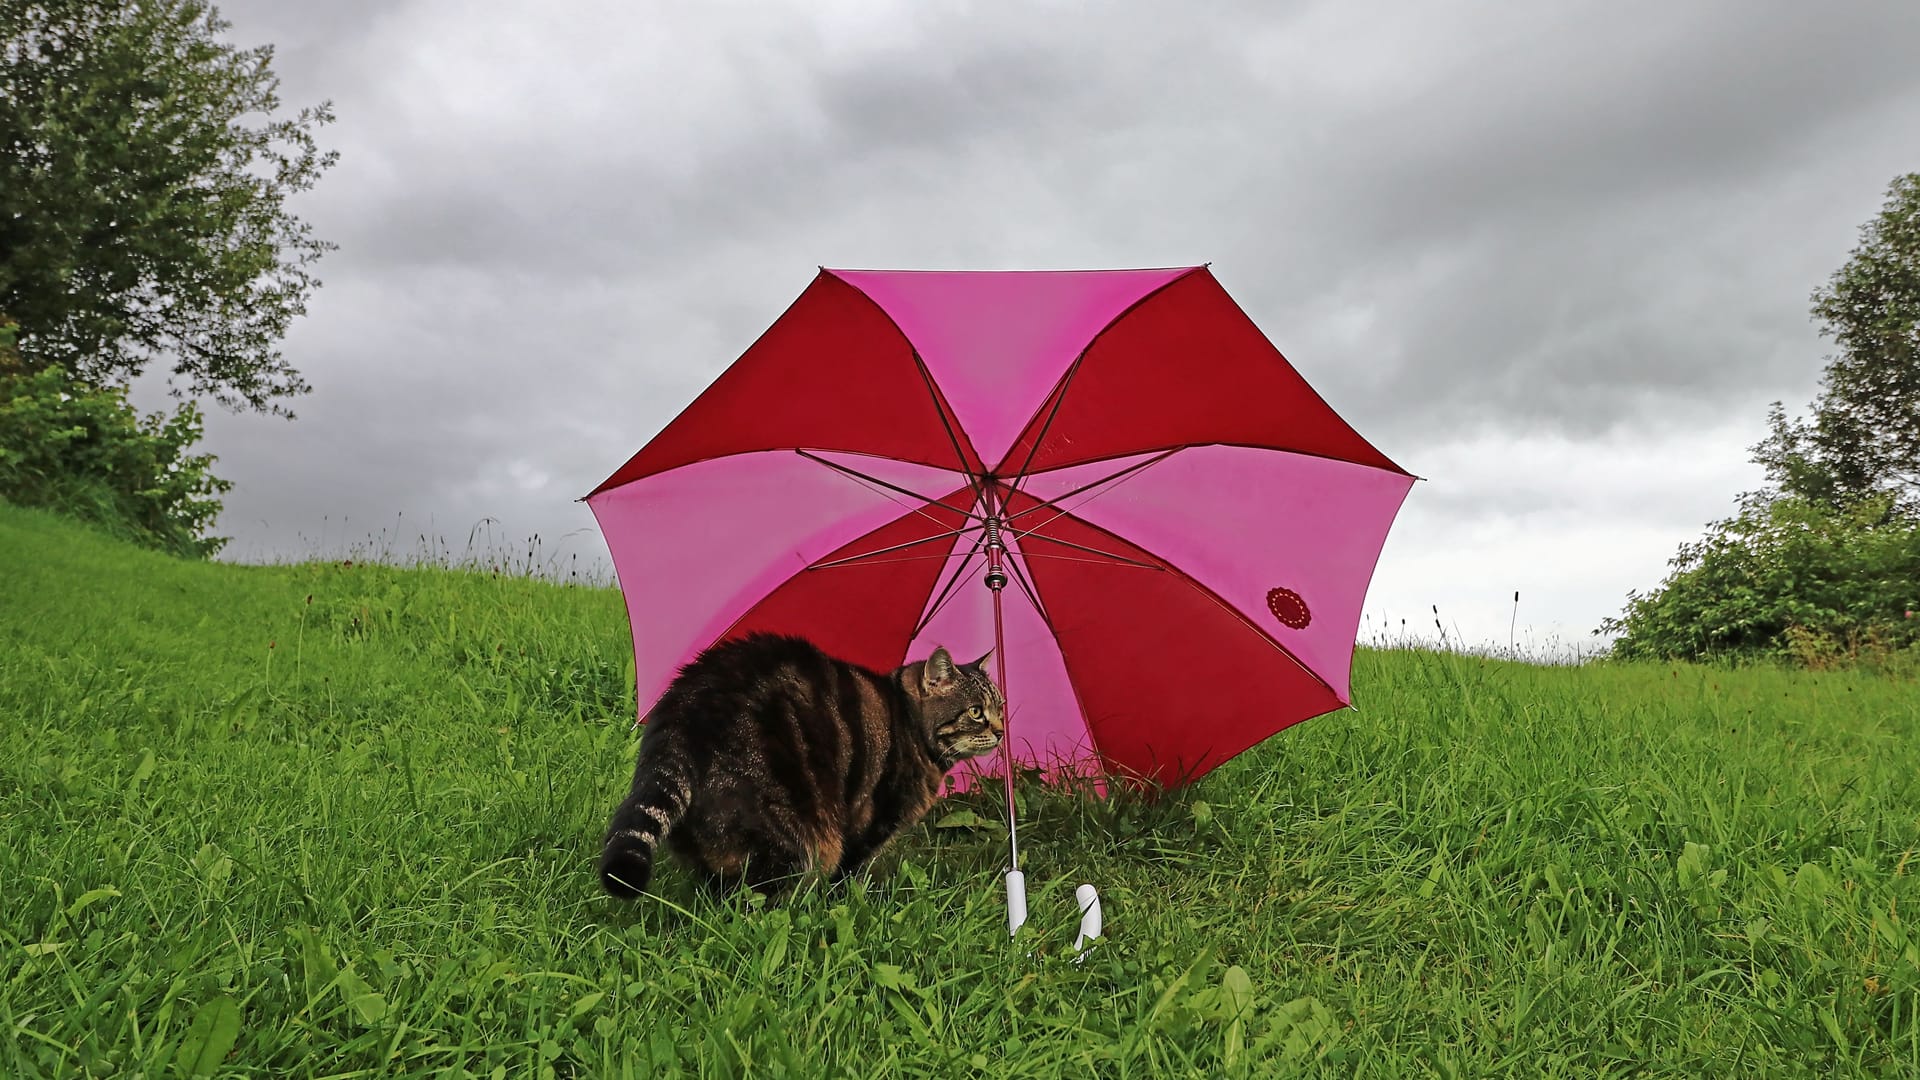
<box><xmin>967</xmin><ymin>705</ymin><xmax>984</xmax><ymax>719</ymax></box>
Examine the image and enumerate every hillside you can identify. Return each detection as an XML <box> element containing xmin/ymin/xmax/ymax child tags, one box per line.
<box><xmin>3</xmin><ymin>503</ymin><xmax>1918</xmax><ymax>1076</ymax></box>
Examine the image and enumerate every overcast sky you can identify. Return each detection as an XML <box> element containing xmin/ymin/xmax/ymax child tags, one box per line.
<box><xmin>134</xmin><ymin>0</ymin><xmax>1920</xmax><ymax>660</ymax></box>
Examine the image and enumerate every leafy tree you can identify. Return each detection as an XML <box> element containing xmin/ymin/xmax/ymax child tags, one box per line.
<box><xmin>1604</xmin><ymin>172</ymin><xmax>1920</xmax><ymax>664</ymax></box>
<box><xmin>1750</xmin><ymin>173</ymin><xmax>1920</xmax><ymax>513</ymax></box>
<box><xmin>1</xmin><ymin>0</ymin><xmax>336</xmax><ymax>416</ymax></box>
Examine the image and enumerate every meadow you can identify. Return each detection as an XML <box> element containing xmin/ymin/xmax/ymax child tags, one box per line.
<box><xmin>3</xmin><ymin>501</ymin><xmax>1918</xmax><ymax>1077</ymax></box>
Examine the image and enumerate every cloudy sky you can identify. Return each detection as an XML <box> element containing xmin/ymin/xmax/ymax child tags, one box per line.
<box><xmin>134</xmin><ymin>0</ymin><xmax>1920</xmax><ymax>659</ymax></box>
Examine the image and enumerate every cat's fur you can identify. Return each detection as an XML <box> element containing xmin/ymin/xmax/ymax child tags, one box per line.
<box><xmin>598</xmin><ymin>633</ymin><xmax>1004</xmax><ymax>898</ymax></box>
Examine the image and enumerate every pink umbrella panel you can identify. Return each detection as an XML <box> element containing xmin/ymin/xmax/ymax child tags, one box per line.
<box><xmin>586</xmin><ymin>265</ymin><xmax>1414</xmax><ymax>791</ymax></box>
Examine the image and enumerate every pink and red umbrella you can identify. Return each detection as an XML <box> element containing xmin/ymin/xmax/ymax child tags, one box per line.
<box><xmin>586</xmin><ymin>265</ymin><xmax>1412</xmax><ymax>797</ymax></box>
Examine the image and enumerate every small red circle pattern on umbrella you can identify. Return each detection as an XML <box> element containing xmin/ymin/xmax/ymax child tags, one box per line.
<box><xmin>1266</xmin><ymin>587</ymin><xmax>1311</xmax><ymax>629</ymax></box>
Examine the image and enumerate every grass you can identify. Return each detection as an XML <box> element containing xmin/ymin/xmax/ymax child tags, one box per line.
<box><xmin>4</xmin><ymin>501</ymin><xmax>1920</xmax><ymax>1077</ymax></box>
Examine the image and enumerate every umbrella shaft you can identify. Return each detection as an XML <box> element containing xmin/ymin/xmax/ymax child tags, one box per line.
<box><xmin>983</xmin><ymin>510</ymin><xmax>1017</xmax><ymax>873</ymax></box>
<box><xmin>993</xmin><ymin>570</ymin><xmax>1017</xmax><ymax>872</ymax></box>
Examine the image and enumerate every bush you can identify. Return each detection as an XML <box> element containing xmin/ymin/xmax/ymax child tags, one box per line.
<box><xmin>0</xmin><ymin>352</ymin><xmax>232</xmax><ymax>559</ymax></box>
<box><xmin>1600</xmin><ymin>494</ymin><xmax>1920</xmax><ymax>666</ymax></box>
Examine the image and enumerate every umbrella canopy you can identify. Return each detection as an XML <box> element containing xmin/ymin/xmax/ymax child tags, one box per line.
<box><xmin>586</xmin><ymin>266</ymin><xmax>1413</xmax><ymax>791</ymax></box>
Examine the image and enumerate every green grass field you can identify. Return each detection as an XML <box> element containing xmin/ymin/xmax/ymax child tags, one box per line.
<box><xmin>4</xmin><ymin>502</ymin><xmax>1919</xmax><ymax>1077</ymax></box>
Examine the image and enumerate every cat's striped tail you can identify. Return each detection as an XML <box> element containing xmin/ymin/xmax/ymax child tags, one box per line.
<box><xmin>598</xmin><ymin>733</ymin><xmax>695</xmax><ymax>899</ymax></box>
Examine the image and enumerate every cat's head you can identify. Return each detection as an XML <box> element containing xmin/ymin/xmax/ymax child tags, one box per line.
<box><xmin>901</xmin><ymin>646</ymin><xmax>1004</xmax><ymax>761</ymax></box>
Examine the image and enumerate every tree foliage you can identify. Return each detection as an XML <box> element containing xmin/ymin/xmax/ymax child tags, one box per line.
<box><xmin>1606</xmin><ymin>173</ymin><xmax>1920</xmax><ymax>665</ymax></box>
<box><xmin>1</xmin><ymin>0</ymin><xmax>336</xmax><ymax>416</ymax></box>
<box><xmin>1750</xmin><ymin>173</ymin><xmax>1920</xmax><ymax>513</ymax></box>
<box><xmin>1599</xmin><ymin>493</ymin><xmax>1919</xmax><ymax>665</ymax></box>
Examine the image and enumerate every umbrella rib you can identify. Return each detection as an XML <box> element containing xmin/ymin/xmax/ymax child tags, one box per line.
<box><xmin>1014</xmin><ymin>529</ymin><xmax>1163</xmax><ymax>570</ymax></box>
<box><xmin>1017</xmin><ymin>551</ymin><xmax>1162</xmax><ymax>569</ymax></box>
<box><xmin>1002</xmin><ymin>548</ymin><xmax>1053</xmax><ymax>626</ymax></box>
<box><xmin>997</xmin><ymin>270</ymin><xmax>1201</xmax><ymax>492</ymax></box>
<box><xmin>808</xmin><ymin>526</ymin><xmax>977</xmax><ymax>572</ymax></box>
<box><xmin>807</xmin><ymin>552</ymin><xmax>979</xmax><ymax>569</ymax></box>
<box><xmin>1002</xmin><ymin>353</ymin><xmax>1086</xmax><ymax>495</ymax></box>
<box><xmin>1006</xmin><ymin>440</ymin><xmax>1419</xmax><ymax>483</ymax></box>
<box><xmin>910</xmin><ymin>349</ymin><xmax>985</xmax><ymax>491</ymax></box>
<box><xmin>1005</xmin><ymin>449</ymin><xmax>1180</xmax><ymax>530</ymax></box>
<box><xmin>911</xmin><ymin>537</ymin><xmax>989</xmax><ymax>640</ymax></box>
<box><xmin>796</xmin><ymin>450</ymin><xmax>986</xmax><ymax>528</ymax></box>
<box><xmin>910</xmin><ymin>528</ymin><xmax>987</xmax><ymax>638</ymax></box>
<box><xmin>1019</xmin><ymin>494</ymin><xmax>1346</xmax><ymax>705</ymax></box>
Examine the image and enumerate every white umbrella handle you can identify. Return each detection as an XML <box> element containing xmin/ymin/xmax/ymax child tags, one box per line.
<box><xmin>1005</xmin><ymin>869</ymin><xmax>1028</xmax><ymax>936</ymax></box>
<box><xmin>1073</xmin><ymin>884</ymin><xmax>1102</xmax><ymax>958</ymax></box>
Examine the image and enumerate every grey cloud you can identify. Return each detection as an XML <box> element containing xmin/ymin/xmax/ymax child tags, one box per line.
<box><xmin>1310</xmin><ymin>5</ymin><xmax>1920</xmax><ymax>240</ymax></box>
<box><xmin>140</xmin><ymin>0</ymin><xmax>1920</xmax><ymax>644</ymax></box>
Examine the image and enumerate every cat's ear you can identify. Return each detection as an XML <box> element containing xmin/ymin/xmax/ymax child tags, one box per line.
<box><xmin>969</xmin><ymin>647</ymin><xmax>994</xmax><ymax>672</ymax></box>
<box><xmin>923</xmin><ymin>646</ymin><xmax>957</xmax><ymax>690</ymax></box>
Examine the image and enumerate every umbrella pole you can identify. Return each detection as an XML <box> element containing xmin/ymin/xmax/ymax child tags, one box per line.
<box><xmin>991</xmin><ymin>557</ymin><xmax>1016</xmax><ymax>872</ymax></box>
<box><xmin>983</xmin><ymin>508</ymin><xmax>1024</xmax><ymax>936</ymax></box>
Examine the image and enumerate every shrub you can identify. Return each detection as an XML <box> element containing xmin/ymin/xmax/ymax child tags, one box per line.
<box><xmin>0</xmin><ymin>354</ymin><xmax>232</xmax><ymax>559</ymax></box>
<box><xmin>1600</xmin><ymin>493</ymin><xmax>1920</xmax><ymax>666</ymax></box>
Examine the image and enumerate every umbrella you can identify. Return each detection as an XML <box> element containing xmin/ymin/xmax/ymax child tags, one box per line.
<box><xmin>585</xmin><ymin>265</ymin><xmax>1413</xmax><ymax>810</ymax></box>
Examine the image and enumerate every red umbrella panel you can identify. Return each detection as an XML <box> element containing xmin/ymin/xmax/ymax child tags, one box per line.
<box><xmin>586</xmin><ymin>266</ymin><xmax>1414</xmax><ymax>791</ymax></box>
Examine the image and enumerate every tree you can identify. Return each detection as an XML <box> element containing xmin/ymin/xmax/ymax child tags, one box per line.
<box><xmin>1602</xmin><ymin>172</ymin><xmax>1920</xmax><ymax>665</ymax></box>
<box><xmin>1</xmin><ymin>0</ymin><xmax>336</xmax><ymax>416</ymax></box>
<box><xmin>1750</xmin><ymin>173</ymin><xmax>1920</xmax><ymax>513</ymax></box>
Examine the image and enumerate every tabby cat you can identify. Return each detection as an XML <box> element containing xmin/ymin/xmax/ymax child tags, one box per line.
<box><xmin>598</xmin><ymin>633</ymin><xmax>1004</xmax><ymax>898</ymax></box>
